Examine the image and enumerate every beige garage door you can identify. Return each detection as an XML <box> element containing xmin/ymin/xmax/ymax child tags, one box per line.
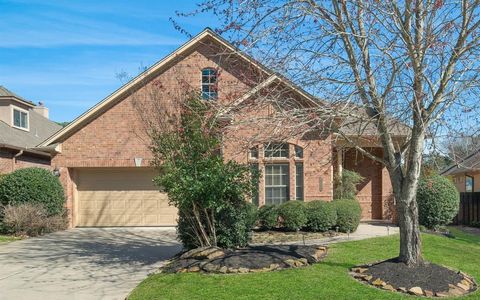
<box><xmin>76</xmin><ymin>168</ymin><xmax>177</xmax><ymax>227</ymax></box>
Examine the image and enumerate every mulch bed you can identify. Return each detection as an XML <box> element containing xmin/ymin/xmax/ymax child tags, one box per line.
<box><xmin>351</xmin><ymin>258</ymin><xmax>477</xmax><ymax>297</ymax></box>
<box><xmin>162</xmin><ymin>245</ymin><xmax>328</xmax><ymax>274</ymax></box>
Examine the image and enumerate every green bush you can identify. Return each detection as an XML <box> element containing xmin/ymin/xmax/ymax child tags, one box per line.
<box><xmin>278</xmin><ymin>201</ymin><xmax>307</xmax><ymax>231</ymax></box>
<box><xmin>305</xmin><ymin>200</ymin><xmax>337</xmax><ymax>232</ymax></box>
<box><xmin>258</xmin><ymin>205</ymin><xmax>278</xmax><ymax>230</ymax></box>
<box><xmin>0</xmin><ymin>168</ymin><xmax>65</xmax><ymax>216</ymax></box>
<box><xmin>244</xmin><ymin>202</ymin><xmax>258</xmax><ymax>229</ymax></box>
<box><xmin>333</xmin><ymin>169</ymin><xmax>364</xmax><ymax>200</ymax></box>
<box><xmin>333</xmin><ymin>199</ymin><xmax>362</xmax><ymax>232</ymax></box>
<box><xmin>417</xmin><ymin>175</ymin><xmax>459</xmax><ymax>230</ymax></box>
<box><xmin>216</xmin><ymin>201</ymin><xmax>258</xmax><ymax>248</ymax></box>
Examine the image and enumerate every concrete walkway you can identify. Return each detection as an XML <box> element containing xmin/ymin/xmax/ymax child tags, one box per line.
<box><xmin>0</xmin><ymin>227</ymin><xmax>182</xmax><ymax>300</ymax></box>
<box><xmin>253</xmin><ymin>223</ymin><xmax>399</xmax><ymax>246</ymax></box>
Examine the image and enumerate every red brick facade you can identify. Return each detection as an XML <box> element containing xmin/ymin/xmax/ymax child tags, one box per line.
<box><xmin>0</xmin><ymin>149</ymin><xmax>51</xmax><ymax>175</ymax></box>
<box><xmin>47</xmin><ymin>33</ymin><xmax>395</xmax><ymax>226</ymax></box>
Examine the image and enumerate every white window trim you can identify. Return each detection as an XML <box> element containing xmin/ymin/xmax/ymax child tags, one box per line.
<box><xmin>201</xmin><ymin>68</ymin><xmax>218</xmax><ymax>100</ymax></box>
<box><xmin>11</xmin><ymin>106</ymin><xmax>30</xmax><ymax>131</ymax></box>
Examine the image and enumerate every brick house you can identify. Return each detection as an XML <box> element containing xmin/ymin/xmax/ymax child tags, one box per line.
<box><xmin>0</xmin><ymin>86</ymin><xmax>61</xmax><ymax>174</ymax></box>
<box><xmin>39</xmin><ymin>28</ymin><xmax>398</xmax><ymax>227</ymax></box>
<box><xmin>442</xmin><ymin>149</ymin><xmax>480</xmax><ymax>192</ymax></box>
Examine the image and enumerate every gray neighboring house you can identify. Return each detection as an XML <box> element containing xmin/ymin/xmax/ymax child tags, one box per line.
<box><xmin>0</xmin><ymin>86</ymin><xmax>62</xmax><ymax>174</ymax></box>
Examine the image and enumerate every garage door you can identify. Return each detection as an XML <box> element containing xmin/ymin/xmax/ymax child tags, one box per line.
<box><xmin>76</xmin><ymin>168</ymin><xmax>177</xmax><ymax>227</ymax></box>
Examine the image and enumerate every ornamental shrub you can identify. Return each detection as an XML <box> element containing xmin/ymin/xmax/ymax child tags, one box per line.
<box><xmin>333</xmin><ymin>199</ymin><xmax>362</xmax><ymax>232</ymax></box>
<box><xmin>151</xmin><ymin>96</ymin><xmax>259</xmax><ymax>249</ymax></box>
<box><xmin>0</xmin><ymin>167</ymin><xmax>65</xmax><ymax>216</ymax></box>
<box><xmin>333</xmin><ymin>169</ymin><xmax>364</xmax><ymax>200</ymax></box>
<box><xmin>258</xmin><ymin>205</ymin><xmax>278</xmax><ymax>230</ymax></box>
<box><xmin>417</xmin><ymin>175</ymin><xmax>459</xmax><ymax>230</ymax></box>
<box><xmin>305</xmin><ymin>200</ymin><xmax>337</xmax><ymax>232</ymax></box>
<box><xmin>278</xmin><ymin>201</ymin><xmax>307</xmax><ymax>231</ymax></box>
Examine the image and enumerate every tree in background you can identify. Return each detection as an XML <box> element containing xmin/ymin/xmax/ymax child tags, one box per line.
<box><xmin>178</xmin><ymin>1</ymin><xmax>480</xmax><ymax>266</ymax></box>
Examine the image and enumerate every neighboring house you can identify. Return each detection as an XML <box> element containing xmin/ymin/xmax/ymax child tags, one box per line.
<box><xmin>0</xmin><ymin>86</ymin><xmax>62</xmax><ymax>174</ymax></box>
<box><xmin>441</xmin><ymin>149</ymin><xmax>480</xmax><ymax>192</ymax></box>
<box><xmin>39</xmin><ymin>28</ymin><xmax>401</xmax><ymax>228</ymax></box>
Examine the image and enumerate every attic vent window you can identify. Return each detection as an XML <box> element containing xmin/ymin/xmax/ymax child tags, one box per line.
<box><xmin>13</xmin><ymin>108</ymin><xmax>28</xmax><ymax>130</ymax></box>
<box><xmin>201</xmin><ymin>68</ymin><xmax>218</xmax><ymax>100</ymax></box>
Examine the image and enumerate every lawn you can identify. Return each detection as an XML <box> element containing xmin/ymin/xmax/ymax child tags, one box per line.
<box><xmin>129</xmin><ymin>228</ymin><xmax>480</xmax><ymax>300</ymax></box>
<box><xmin>0</xmin><ymin>235</ymin><xmax>21</xmax><ymax>243</ymax></box>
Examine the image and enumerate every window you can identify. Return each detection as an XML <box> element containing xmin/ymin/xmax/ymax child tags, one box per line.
<box><xmin>466</xmin><ymin>175</ymin><xmax>474</xmax><ymax>192</ymax></box>
<box><xmin>250</xmin><ymin>163</ymin><xmax>259</xmax><ymax>206</ymax></box>
<box><xmin>201</xmin><ymin>68</ymin><xmax>218</xmax><ymax>100</ymax></box>
<box><xmin>13</xmin><ymin>108</ymin><xmax>28</xmax><ymax>129</ymax></box>
<box><xmin>295</xmin><ymin>163</ymin><xmax>304</xmax><ymax>200</ymax></box>
<box><xmin>264</xmin><ymin>143</ymin><xmax>289</xmax><ymax>158</ymax></box>
<box><xmin>265</xmin><ymin>164</ymin><xmax>289</xmax><ymax>204</ymax></box>
<box><xmin>295</xmin><ymin>145</ymin><xmax>303</xmax><ymax>158</ymax></box>
<box><xmin>249</xmin><ymin>147</ymin><xmax>259</xmax><ymax>159</ymax></box>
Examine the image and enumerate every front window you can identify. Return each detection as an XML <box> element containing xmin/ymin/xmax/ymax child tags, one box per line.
<box><xmin>295</xmin><ymin>163</ymin><xmax>304</xmax><ymax>200</ymax></box>
<box><xmin>466</xmin><ymin>175</ymin><xmax>474</xmax><ymax>192</ymax></box>
<box><xmin>13</xmin><ymin>108</ymin><xmax>28</xmax><ymax>129</ymax></box>
<box><xmin>249</xmin><ymin>147</ymin><xmax>259</xmax><ymax>159</ymax></box>
<box><xmin>264</xmin><ymin>143</ymin><xmax>289</xmax><ymax>158</ymax></box>
<box><xmin>295</xmin><ymin>145</ymin><xmax>303</xmax><ymax>158</ymax></box>
<box><xmin>265</xmin><ymin>164</ymin><xmax>289</xmax><ymax>205</ymax></box>
<box><xmin>201</xmin><ymin>68</ymin><xmax>218</xmax><ymax>100</ymax></box>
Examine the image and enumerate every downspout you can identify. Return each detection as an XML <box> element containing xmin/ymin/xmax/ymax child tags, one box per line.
<box><xmin>12</xmin><ymin>150</ymin><xmax>24</xmax><ymax>172</ymax></box>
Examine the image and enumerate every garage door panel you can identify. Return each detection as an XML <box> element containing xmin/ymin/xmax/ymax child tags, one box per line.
<box><xmin>76</xmin><ymin>168</ymin><xmax>177</xmax><ymax>227</ymax></box>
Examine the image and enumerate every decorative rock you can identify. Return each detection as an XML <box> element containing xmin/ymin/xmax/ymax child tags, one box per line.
<box><xmin>435</xmin><ymin>292</ymin><xmax>448</xmax><ymax>297</ymax></box>
<box><xmin>284</xmin><ymin>259</ymin><xmax>297</xmax><ymax>268</ymax></box>
<box><xmin>398</xmin><ymin>287</ymin><xmax>407</xmax><ymax>293</ymax></box>
<box><xmin>448</xmin><ymin>288</ymin><xmax>463</xmax><ymax>296</ymax></box>
<box><xmin>227</xmin><ymin>267</ymin><xmax>239</xmax><ymax>273</ymax></box>
<box><xmin>424</xmin><ymin>290</ymin><xmax>434</xmax><ymax>297</ymax></box>
<box><xmin>180</xmin><ymin>246</ymin><xmax>224</xmax><ymax>260</ymax></box>
<box><xmin>457</xmin><ymin>282</ymin><xmax>470</xmax><ymax>291</ymax></box>
<box><xmin>462</xmin><ymin>277</ymin><xmax>473</xmax><ymax>285</ymax></box>
<box><xmin>238</xmin><ymin>267</ymin><xmax>249</xmax><ymax>274</ymax></box>
<box><xmin>269</xmin><ymin>263</ymin><xmax>280</xmax><ymax>270</ymax></box>
<box><xmin>188</xmin><ymin>266</ymin><xmax>200</xmax><ymax>272</ymax></box>
<box><xmin>218</xmin><ymin>266</ymin><xmax>228</xmax><ymax>274</ymax></box>
<box><xmin>317</xmin><ymin>246</ymin><xmax>327</xmax><ymax>251</ymax></box>
<box><xmin>372</xmin><ymin>278</ymin><xmax>386</xmax><ymax>287</ymax></box>
<box><xmin>352</xmin><ymin>267</ymin><xmax>368</xmax><ymax>273</ymax></box>
<box><xmin>298</xmin><ymin>258</ymin><xmax>309</xmax><ymax>265</ymax></box>
<box><xmin>202</xmin><ymin>263</ymin><xmax>219</xmax><ymax>272</ymax></box>
<box><xmin>382</xmin><ymin>284</ymin><xmax>396</xmax><ymax>292</ymax></box>
<box><xmin>408</xmin><ymin>287</ymin><xmax>423</xmax><ymax>296</ymax></box>
<box><xmin>364</xmin><ymin>275</ymin><xmax>373</xmax><ymax>281</ymax></box>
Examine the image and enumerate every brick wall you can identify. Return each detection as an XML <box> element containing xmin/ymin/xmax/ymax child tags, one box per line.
<box><xmin>0</xmin><ymin>149</ymin><xmax>51</xmax><ymax>175</ymax></box>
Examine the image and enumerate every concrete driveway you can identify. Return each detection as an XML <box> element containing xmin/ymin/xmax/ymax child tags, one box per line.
<box><xmin>0</xmin><ymin>227</ymin><xmax>182</xmax><ymax>300</ymax></box>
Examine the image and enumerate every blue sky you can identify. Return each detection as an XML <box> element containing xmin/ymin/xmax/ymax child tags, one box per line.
<box><xmin>0</xmin><ymin>0</ymin><xmax>216</xmax><ymax>122</ymax></box>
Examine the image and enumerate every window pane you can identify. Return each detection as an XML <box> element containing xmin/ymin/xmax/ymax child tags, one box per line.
<box><xmin>466</xmin><ymin>176</ymin><xmax>474</xmax><ymax>192</ymax></box>
<box><xmin>295</xmin><ymin>145</ymin><xmax>303</xmax><ymax>158</ymax></box>
<box><xmin>201</xmin><ymin>69</ymin><xmax>217</xmax><ymax>100</ymax></box>
<box><xmin>265</xmin><ymin>164</ymin><xmax>289</xmax><ymax>204</ymax></box>
<box><xmin>265</xmin><ymin>143</ymin><xmax>289</xmax><ymax>158</ymax></box>
<box><xmin>296</xmin><ymin>163</ymin><xmax>304</xmax><ymax>200</ymax></box>
<box><xmin>13</xmin><ymin>110</ymin><xmax>21</xmax><ymax>127</ymax></box>
<box><xmin>249</xmin><ymin>147</ymin><xmax>258</xmax><ymax>159</ymax></box>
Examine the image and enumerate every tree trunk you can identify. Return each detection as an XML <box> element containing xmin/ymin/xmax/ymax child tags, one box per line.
<box><xmin>396</xmin><ymin>189</ymin><xmax>422</xmax><ymax>266</ymax></box>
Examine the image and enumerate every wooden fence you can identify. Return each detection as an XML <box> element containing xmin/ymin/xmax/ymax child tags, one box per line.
<box><xmin>453</xmin><ymin>192</ymin><xmax>480</xmax><ymax>225</ymax></box>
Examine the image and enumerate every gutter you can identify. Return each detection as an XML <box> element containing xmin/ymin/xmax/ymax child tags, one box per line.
<box><xmin>0</xmin><ymin>143</ymin><xmax>51</xmax><ymax>157</ymax></box>
<box><xmin>12</xmin><ymin>149</ymin><xmax>24</xmax><ymax>171</ymax></box>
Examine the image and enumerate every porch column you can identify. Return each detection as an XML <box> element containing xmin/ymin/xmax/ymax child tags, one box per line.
<box><xmin>335</xmin><ymin>148</ymin><xmax>343</xmax><ymax>181</ymax></box>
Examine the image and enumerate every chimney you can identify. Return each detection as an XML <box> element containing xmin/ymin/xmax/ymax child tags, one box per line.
<box><xmin>33</xmin><ymin>101</ymin><xmax>49</xmax><ymax>119</ymax></box>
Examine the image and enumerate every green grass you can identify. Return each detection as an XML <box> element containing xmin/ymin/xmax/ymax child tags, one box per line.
<box><xmin>129</xmin><ymin>229</ymin><xmax>480</xmax><ymax>300</ymax></box>
<box><xmin>0</xmin><ymin>235</ymin><xmax>21</xmax><ymax>243</ymax></box>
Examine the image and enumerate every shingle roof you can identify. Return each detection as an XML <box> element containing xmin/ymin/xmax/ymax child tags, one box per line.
<box><xmin>0</xmin><ymin>86</ymin><xmax>34</xmax><ymax>106</ymax></box>
<box><xmin>0</xmin><ymin>110</ymin><xmax>62</xmax><ymax>148</ymax></box>
<box><xmin>441</xmin><ymin>149</ymin><xmax>480</xmax><ymax>175</ymax></box>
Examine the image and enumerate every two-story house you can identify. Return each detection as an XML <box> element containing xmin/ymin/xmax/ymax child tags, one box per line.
<box><xmin>0</xmin><ymin>86</ymin><xmax>61</xmax><ymax>174</ymax></box>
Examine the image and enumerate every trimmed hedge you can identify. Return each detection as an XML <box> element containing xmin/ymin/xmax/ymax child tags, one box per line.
<box><xmin>258</xmin><ymin>205</ymin><xmax>278</xmax><ymax>230</ymax></box>
<box><xmin>0</xmin><ymin>168</ymin><xmax>65</xmax><ymax>216</ymax></box>
<box><xmin>278</xmin><ymin>201</ymin><xmax>307</xmax><ymax>231</ymax></box>
<box><xmin>417</xmin><ymin>175</ymin><xmax>459</xmax><ymax>230</ymax></box>
<box><xmin>333</xmin><ymin>199</ymin><xmax>362</xmax><ymax>232</ymax></box>
<box><xmin>305</xmin><ymin>200</ymin><xmax>337</xmax><ymax>232</ymax></box>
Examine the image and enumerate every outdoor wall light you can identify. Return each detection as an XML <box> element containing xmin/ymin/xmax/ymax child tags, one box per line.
<box><xmin>53</xmin><ymin>167</ymin><xmax>61</xmax><ymax>177</ymax></box>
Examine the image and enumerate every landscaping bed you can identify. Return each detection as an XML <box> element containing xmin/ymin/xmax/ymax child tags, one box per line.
<box><xmin>351</xmin><ymin>258</ymin><xmax>477</xmax><ymax>297</ymax></box>
<box><xmin>162</xmin><ymin>245</ymin><xmax>328</xmax><ymax>274</ymax></box>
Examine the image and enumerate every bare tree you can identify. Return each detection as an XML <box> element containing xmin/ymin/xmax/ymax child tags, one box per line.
<box><xmin>176</xmin><ymin>0</ymin><xmax>480</xmax><ymax>266</ymax></box>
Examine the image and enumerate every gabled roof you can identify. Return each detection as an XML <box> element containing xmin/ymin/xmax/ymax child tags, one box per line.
<box><xmin>441</xmin><ymin>148</ymin><xmax>480</xmax><ymax>175</ymax></box>
<box><xmin>40</xmin><ymin>28</ymin><xmax>321</xmax><ymax>147</ymax></box>
<box><xmin>0</xmin><ymin>86</ymin><xmax>35</xmax><ymax>107</ymax></box>
<box><xmin>0</xmin><ymin>111</ymin><xmax>62</xmax><ymax>149</ymax></box>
